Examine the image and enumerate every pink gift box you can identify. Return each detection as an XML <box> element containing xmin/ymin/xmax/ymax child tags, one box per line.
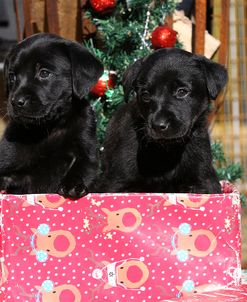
<box><xmin>0</xmin><ymin>182</ymin><xmax>241</xmax><ymax>301</ymax></box>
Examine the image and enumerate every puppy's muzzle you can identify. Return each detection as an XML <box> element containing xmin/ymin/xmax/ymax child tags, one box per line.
<box><xmin>151</xmin><ymin>118</ymin><xmax>170</xmax><ymax>132</ymax></box>
<box><xmin>11</xmin><ymin>95</ymin><xmax>31</xmax><ymax>109</ymax></box>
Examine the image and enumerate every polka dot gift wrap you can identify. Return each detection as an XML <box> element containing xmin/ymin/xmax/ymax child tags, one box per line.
<box><xmin>0</xmin><ymin>181</ymin><xmax>241</xmax><ymax>301</ymax></box>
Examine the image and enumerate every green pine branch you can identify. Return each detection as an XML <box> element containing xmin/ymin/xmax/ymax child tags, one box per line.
<box><xmin>211</xmin><ymin>141</ymin><xmax>243</xmax><ymax>182</ymax></box>
<box><xmin>211</xmin><ymin>141</ymin><xmax>246</xmax><ymax>206</ymax></box>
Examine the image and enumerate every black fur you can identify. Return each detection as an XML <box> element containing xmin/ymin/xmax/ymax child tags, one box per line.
<box><xmin>0</xmin><ymin>33</ymin><xmax>103</xmax><ymax>198</ymax></box>
<box><xmin>100</xmin><ymin>48</ymin><xmax>227</xmax><ymax>193</ymax></box>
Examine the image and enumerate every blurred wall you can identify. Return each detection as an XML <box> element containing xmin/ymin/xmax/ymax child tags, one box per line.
<box><xmin>0</xmin><ymin>0</ymin><xmax>23</xmax><ymax>41</ymax></box>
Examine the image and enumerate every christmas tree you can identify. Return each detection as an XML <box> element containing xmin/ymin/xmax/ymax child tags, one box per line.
<box><xmin>83</xmin><ymin>0</ymin><xmax>244</xmax><ymax>201</ymax></box>
<box><xmin>84</xmin><ymin>0</ymin><xmax>180</xmax><ymax>143</ymax></box>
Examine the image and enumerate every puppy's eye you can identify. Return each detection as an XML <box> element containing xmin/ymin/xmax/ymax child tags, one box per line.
<box><xmin>176</xmin><ymin>88</ymin><xmax>190</xmax><ymax>98</ymax></box>
<box><xmin>9</xmin><ymin>72</ymin><xmax>16</xmax><ymax>84</ymax></box>
<box><xmin>38</xmin><ymin>69</ymin><xmax>52</xmax><ymax>79</ymax></box>
<box><xmin>141</xmin><ymin>92</ymin><xmax>150</xmax><ymax>103</ymax></box>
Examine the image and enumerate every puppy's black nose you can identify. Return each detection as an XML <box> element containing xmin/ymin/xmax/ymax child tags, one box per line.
<box><xmin>151</xmin><ymin>119</ymin><xmax>169</xmax><ymax>132</ymax></box>
<box><xmin>159</xmin><ymin>122</ymin><xmax>169</xmax><ymax>131</ymax></box>
<box><xmin>11</xmin><ymin>96</ymin><xmax>30</xmax><ymax>108</ymax></box>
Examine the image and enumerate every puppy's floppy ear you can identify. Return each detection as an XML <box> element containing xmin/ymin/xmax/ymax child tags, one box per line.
<box><xmin>68</xmin><ymin>42</ymin><xmax>104</xmax><ymax>100</ymax></box>
<box><xmin>198</xmin><ymin>56</ymin><xmax>228</xmax><ymax>100</ymax></box>
<box><xmin>122</xmin><ymin>58</ymin><xmax>143</xmax><ymax>102</ymax></box>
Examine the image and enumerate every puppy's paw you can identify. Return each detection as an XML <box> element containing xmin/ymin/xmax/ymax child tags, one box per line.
<box><xmin>58</xmin><ymin>182</ymin><xmax>88</xmax><ymax>200</ymax></box>
<box><xmin>0</xmin><ymin>176</ymin><xmax>29</xmax><ymax>194</ymax></box>
<box><xmin>0</xmin><ymin>176</ymin><xmax>14</xmax><ymax>191</ymax></box>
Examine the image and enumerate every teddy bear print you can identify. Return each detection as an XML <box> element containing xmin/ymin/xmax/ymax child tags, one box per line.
<box><xmin>171</xmin><ymin>223</ymin><xmax>217</xmax><ymax>261</ymax></box>
<box><xmin>176</xmin><ymin>280</ymin><xmax>219</xmax><ymax>298</ymax></box>
<box><xmin>163</xmin><ymin>194</ymin><xmax>209</xmax><ymax>210</ymax></box>
<box><xmin>0</xmin><ymin>257</ymin><xmax>8</xmax><ymax>286</ymax></box>
<box><xmin>30</xmin><ymin>224</ymin><xmax>76</xmax><ymax>262</ymax></box>
<box><xmin>92</xmin><ymin>257</ymin><xmax>149</xmax><ymax>291</ymax></box>
<box><xmin>22</xmin><ymin>194</ymin><xmax>67</xmax><ymax>210</ymax></box>
<box><xmin>35</xmin><ymin>280</ymin><xmax>81</xmax><ymax>302</ymax></box>
<box><xmin>101</xmin><ymin>207</ymin><xmax>142</xmax><ymax>233</ymax></box>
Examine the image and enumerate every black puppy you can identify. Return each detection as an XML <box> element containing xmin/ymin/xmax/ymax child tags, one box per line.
<box><xmin>0</xmin><ymin>33</ymin><xmax>103</xmax><ymax>198</ymax></box>
<box><xmin>101</xmin><ymin>48</ymin><xmax>227</xmax><ymax>193</ymax></box>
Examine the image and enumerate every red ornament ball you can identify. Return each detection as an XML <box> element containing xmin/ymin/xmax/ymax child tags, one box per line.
<box><xmin>151</xmin><ymin>25</ymin><xmax>177</xmax><ymax>49</ymax></box>
<box><xmin>91</xmin><ymin>71</ymin><xmax>115</xmax><ymax>97</ymax></box>
<box><xmin>90</xmin><ymin>0</ymin><xmax>116</xmax><ymax>13</ymax></box>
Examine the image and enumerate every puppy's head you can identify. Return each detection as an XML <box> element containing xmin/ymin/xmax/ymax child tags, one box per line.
<box><xmin>4</xmin><ymin>33</ymin><xmax>103</xmax><ymax>125</ymax></box>
<box><xmin>123</xmin><ymin>48</ymin><xmax>227</xmax><ymax>141</ymax></box>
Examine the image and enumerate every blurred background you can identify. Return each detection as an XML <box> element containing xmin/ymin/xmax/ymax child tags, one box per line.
<box><xmin>0</xmin><ymin>0</ymin><xmax>247</xmax><ymax>266</ymax></box>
